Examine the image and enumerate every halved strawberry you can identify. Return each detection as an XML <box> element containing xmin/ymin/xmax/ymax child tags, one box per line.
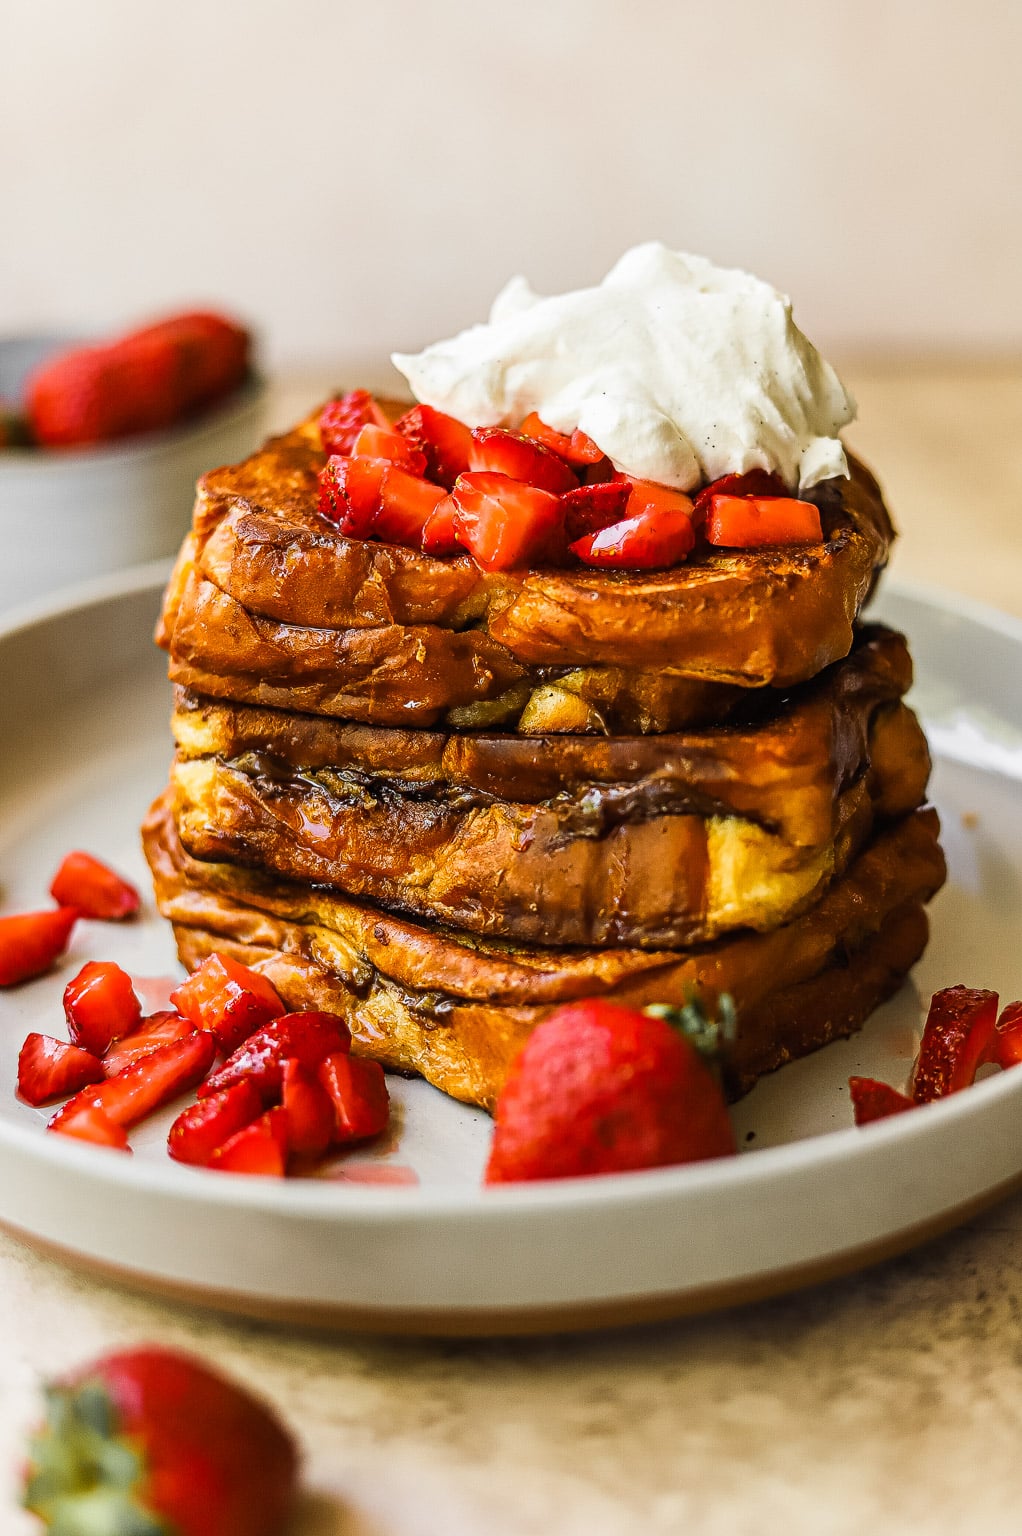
<box><xmin>352</xmin><ymin>423</ymin><xmax>427</xmax><ymax>475</ymax></box>
<box><xmin>102</xmin><ymin>1011</ymin><xmax>196</xmax><ymax>1077</ymax></box>
<box><xmin>691</xmin><ymin>469</ymin><xmax>787</xmax><ymax>521</ymax></box>
<box><xmin>560</xmin><ymin>481</ymin><xmax>631</xmax><ymax>543</ymax></box>
<box><xmin>0</xmin><ymin>907</ymin><xmax>78</xmax><ymax>987</ymax></box>
<box><xmin>318</xmin><ymin>391</ymin><xmax>390</xmax><ymax>456</ymax></box>
<box><xmin>519</xmin><ymin>411</ymin><xmax>606</xmax><ymax>468</ymax></box>
<box><xmin>373</xmin><ymin>465</ymin><xmax>447</xmax><ymax>544</ymax></box>
<box><xmin>49</xmin><ymin>851</ymin><xmax>140</xmax><ymax>921</ymax></box>
<box><xmin>849</xmin><ymin>1076</ymin><xmax>916</xmax><ymax>1125</ymax></box>
<box><xmin>170</xmin><ymin>952</ymin><xmax>283</xmax><ymax>1055</ymax></box>
<box><xmin>570</xmin><ymin>492</ymin><xmax>695</xmax><ymax>570</ymax></box>
<box><xmin>394</xmin><ymin>404</ymin><xmax>473</xmax><ymax>488</ymax></box>
<box><xmin>991</xmin><ymin>1001</ymin><xmax>1022</xmax><ymax>1068</ymax></box>
<box><xmin>200</xmin><ymin>1012</ymin><xmax>351</xmax><ymax>1103</ymax></box>
<box><xmin>317</xmin><ymin>454</ymin><xmax>385</xmax><ymax>534</ymax></box>
<box><xmin>210</xmin><ymin>1107</ymin><xmax>289</xmax><ymax>1176</ymax></box>
<box><xmin>49</xmin><ymin>1104</ymin><xmax>129</xmax><ymax>1150</ymax></box>
<box><xmin>168</xmin><ymin>1080</ymin><xmax>263</xmax><ymax>1167</ymax></box>
<box><xmin>705</xmin><ymin>495</ymin><xmax>823</xmax><ymax>548</ymax></box>
<box><xmin>319</xmin><ymin>1053</ymin><xmax>390</xmax><ymax>1143</ymax></box>
<box><xmin>51</xmin><ymin>1031</ymin><xmax>217</xmax><ymax>1132</ymax></box>
<box><xmin>281</xmin><ymin>1058</ymin><xmax>336</xmax><ymax>1158</ymax></box>
<box><xmin>469</xmin><ymin>428</ymin><xmax>579</xmax><ymax>494</ymax></box>
<box><xmin>17</xmin><ymin>1033</ymin><xmax>105</xmax><ymax>1106</ymax></box>
<box><xmin>63</xmin><ymin>961</ymin><xmax>142</xmax><ymax>1056</ymax></box>
<box><xmin>421</xmin><ymin>493</ymin><xmax>461</xmax><ymax>556</ymax></box>
<box><xmin>451</xmin><ymin>472</ymin><xmax>564</xmax><ymax>571</ymax></box>
<box><xmin>911</xmin><ymin>986</ymin><xmax>1000</xmax><ymax>1103</ymax></box>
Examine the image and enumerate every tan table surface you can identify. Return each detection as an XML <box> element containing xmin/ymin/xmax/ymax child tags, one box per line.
<box><xmin>3</xmin><ymin>362</ymin><xmax>1022</xmax><ymax>1536</ymax></box>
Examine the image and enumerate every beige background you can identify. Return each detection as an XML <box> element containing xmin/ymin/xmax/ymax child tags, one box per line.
<box><xmin>2</xmin><ymin>0</ymin><xmax>1021</xmax><ymax>367</ymax></box>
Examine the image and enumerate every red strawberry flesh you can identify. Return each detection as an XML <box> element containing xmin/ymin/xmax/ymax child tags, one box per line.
<box><xmin>168</xmin><ymin>1081</ymin><xmax>263</xmax><ymax>1166</ymax></box>
<box><xmin>170</xmin><ymin>951</ymin><xmax>283</xmax><ymax>1054</ymax></box>
<box><xmin>211</xmin><ymin>1106</ymin><xmax>289</xmax><ymax>1176</ymax></box>
<box><xmin>394</xmin><ymin>403</ymin><xmax>473</xmax><ymax>488</ymax></box>
<box><xmin>63</xmin><ymin>960</ymin><xmax>142</xmax><ymax>1056</ymax></box>
<box><xmin>912</xmin><ymin>985</ymin><xmax>1000</xmax><ymax>1102</ymax></box>
<box><xmin>49</xmin><ymin>851</ymin><xmax>140</xmax><ymax>920</ymax></box>
<box><xmin>0</xmin><ymin>907</ymin><xmax>77</xmax><ymax>987</ymax></box>
<box><xmin>451</xmin><ymin>472</ymin><xmax>564</xmax><ymax>571</ymax></box>
<box><xmin>51</xmin><ymin>1031</ymin><xmax>217</xmax><ymax>1131</ymax></box>
<box><xmin>102</xmin><ymin>1011</ymin><xmax>196</xmax><ymax>1077</ymax></box>
<box><xmin>17</xmin><ymin>1033</ymin><xmax>105</xmax><ymax>1106</ymax></box>
<box><xmin>281</xmin><ymin>1057</ymin><xmax>337</xmax><ymax>1158</ymax></box>
<box><xmin>200</xmin><ymin>1011</ymin><xmax>351</xmax><ymax>1102</ymax></box>
<box><xmin>469</xmin><ymin>427</ymin><xmax>579</xmax><ymax>493</ymax></box>
<box><xmin>848</xmin><ymin>1076</ymin><xmax>916</xmax><ymax>1125</ymax></box>
<box><xmin>319</xmin><ymin>390</ymin><xmax>390</xmax><ymax>456</ymax></box>
<box><xmin>318</xmin><ymin>1052</ymin><xmax>390</xmax><ymax>1143</ymax></box>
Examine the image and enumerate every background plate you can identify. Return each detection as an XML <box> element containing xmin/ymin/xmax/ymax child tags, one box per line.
<box><xmin>0</xmin><ymin>567</ymin><xmax>1020</xmax><ymax>1334</ymax></box>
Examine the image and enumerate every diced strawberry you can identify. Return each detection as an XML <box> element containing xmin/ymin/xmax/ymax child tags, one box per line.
<box><xmin>49</xmin><ymin>851</ymin><xmax>140</xmax><ymax>921</ymax></box>
<box><xmin>318</xmin><ymin>391</ymin><xmax>390</xmax><ymax>456</ymax></box>
<box><xmin>48</xmin><ymin>1104</ymin><xmax>130</xmax><ymax>1151</ymax></box>
<box><xmin>570</xmin><ymin>490</ymin><xmax>696</xmax><ymax>570</ymax></box>
<box><xmin>318</xmin><ymin>1053</ymin><xmax>390</xmax><ymax>1143</ymax></box>
<box><xmin>102</xmin><ymin>1011</ymin><xmax>196</xmax><ymax>1077</ymax></box>
<box><xmin>849</xmin><ymin>1076</ymin><xmax>916</xmax><ymax>1125</ymax></box>
<box><xmin>519</xmin><ymin>411</ymin><xmax>606</xmax><ymax>468</ymax></box>
<box><xmin>170</xmin><ymin>952</ymin><xmax>283</xmax><ymax>1055</ymax></box>
<box><xmin>210</xmin><ymin>1107</ymin><xmax>289</xmax><ymax>1177</ymax></box>
<box><xmin>691</xmin><ymin>469</ymin><xmax>787</xmax><ymax>521</ymax></box>
<box><xmin>991</xmin><ymin>1001</ymin><xmax>1022</xmax><ymax>1069</ymax></box>
<box><xmin>280</xmin><ymin>1058</ymin><xmax>336</xmax><ymax>1158</ymax></box>
<box><xmin>560</xmin><ymin>481</ymin><xmax>631</xmax><ymax>543</ymax></box>
<box><xmin>469</xmin><ymin>428</ymin><xmax>579</xmax><ymax>494</ymax></box>
<box><xmin>199</xmin><ymin>1012</ymin><xmax>351</xmax><ymax>1103</ymax></box>
<box><xmin>451</xmin><ymin>472</ymin><xmax>564</xmax><ymax>571</ymax></box>
<box><xmin>317</xmin><ymin>454</ymin><xmax>385</xmax><ymax>534</ymax></box>
<box><xmin>63</xmin><ymin>960</ymin><xmax>142</xmax><ymax>1056</ymax></box>
<box><xmin>352</xmin><ymin>424</ymin><xmax>427</xmax><ymax>476</ymax></box>
<box><xmin>373</xmin><ymin>465</ymin><xmax>447</xmax><ymax>544</ymax></box>
<box><xmin>394</xmin><ymin>404</ymin><xmax>473</xmax><ymax>488</ymax></box>
<box><xmin>911</xmin><ymin>986</ymin><xmax>1000</xmax><ymax>1103</ymax></box>
<box><xmin>168</xmin><ymin>1081</ymin><xmax>263</xmax><ymax>1167</ymax></box>
<box><xmin>420</xmin><ymin>493</ymin><xmax>461</xmax><ymax>556</ymax></box>
<box><xmin>705</xmin><ymin>495</ymin><xmax>823</xmax><ymax>548</ymax></box>
<box><xmin>17</xmin><ymin>1033</ymin><xmax>105</xmax><ymax>1106</ymax></box>
<box><xmin>0</xmin><ymin>907</ymin><xmax>78</xmax><ymax>987</ymax></box>
<box><xmin>51</xmin><ymin>1031</ymin><xmax>217</xmax><ymax>1132</ymax></box>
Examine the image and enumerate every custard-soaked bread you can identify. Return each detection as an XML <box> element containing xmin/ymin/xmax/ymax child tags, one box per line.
<box><xmin>156</xmin><ymin>409</ymin><xmax>894</xmax><ymax>726</ymax></box>
<box><xmin>144</xmin><ymin>797</ymin><xmax>945</xmax><ymax>1108</ymax></box>
<box><xmin>169</xmin><ymin>629</ymin><xmax>931</xmax><ymax>948</ymax></box>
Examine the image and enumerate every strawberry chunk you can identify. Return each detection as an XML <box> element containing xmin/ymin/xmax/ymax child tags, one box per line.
<box><xmin>318</xmin><ymin>454</ymin><xmax>386</xmax><ymax>534</ymax></box>
<box><xmin>168</xmin><ymin>1081</ymin><xmax>263</xmax><ymax>1167</ymax></box>
<box><xmin>352</xmin><ymin>424</ymin><xmax>427</xmax><ymax>475</ymax></box>
<box><xmin>705</xmin><ymin>494</ymin><xmax>823</xmax><ymax>548</ymax></box>
<box><xmin>101</xmin><ymin>1011</ymin><xmax>196</xmax><ymax>1077</ymax></box>
<box><xmin>451</xmin><ymin>472</ymin><xmax>564</xmax><ymax>571</ymax></box>
<box><xmin>911</xmin><ymin>986</ymin><xmax>1000</xmax><ymax>1103</ymax></box>
<box><xmin>519</xmin><ymin>412</ymin><xmax>606</xmax><ymax>467</ymax></box>
<box><xmin>49</xmin><ymin>1104</ymin><xmax>130</xmax><ymax>1151</ymax></box>
<box><xmin>200</xmin><ymin>1011</ymin><xmax>352</xmax><ymax>1103</ymax></box>
<box><xmin>318</xmin><ymin>391</ymin><xmax>390</xmax><ymax>456</ymax></box>
<box><xmin>318</xmin><ymin>1053</ymin><xmax>390</xmax><ymax>1143</ymax></box>
<box><xmin>560</xmin><ymin>481</ymin><xmax>631</xmax><ymax>543</ymax></box>
<box><xmin>468</xmin><ymin>428</ymin><xmax>579</xmax><ymax>494</ymax></box>
<box><xmin>691</xmin><ymin>469</ymin><xmax>787</xmax><ymax>521</ymax></box>
<box><xmin>17</xmin><ymin>1034</ymin><xmax>105</xmax><ymax>1106</ymax></box>
<box><xmin>849</xmin><ymin>1076</ymin><xmax>916</xmax><ymax>1125</ymax></box>
<box><xmin>991</xmin><ymin>1001</ymin><xmax>1022</xmax><ymax>1069</ymax></box>
<box><xmin>0</xmin><ymin>907</ymin><xmax>77</xmax><ymax>987</ymax></box>
<box><xmin>210</xmin><ymin>1107</ymin><xmax>289</xmax><ymax>1176</ymax></box>
<box><xmin>394</xmin><ymin>404</ymin><xmax>473</xmax><ymax>488</ymax></box>
<box><xmin>49</xmin><ymin>851</ymin><xmax>140</xmax><ymax>921</ymax></box>
<box><xmin>570</xmin><ymin>489</ymin><xmax>695</xmax><ymax>570</ymax></box>
<box><xmin>63</xmin><ymin>960</ymin><xmax>142</xmax><ymax>1056</ymax></box>
<box><xmin>373</xmin><ymin>465</ymin><xmax>447</xmax><ymax>544</ymax></box>
<box><xmin>281</xmin><ymin>1058</ymin><xmax>336</xmax><ymax>1158</ymax></box>
<box><xmin>421</xmin><ymin>493</ymin><xmax>461</xmax><ymax>556</ymax></box>
<box><xmin>51</xmin><ymin>1031</ymin><xmax>217</xmax><ymax>1132</ymax></box>
<box><xmin>170</xmin><ymin>952</ymin><xmax>283</xmax><ymax>1055</ymax></box>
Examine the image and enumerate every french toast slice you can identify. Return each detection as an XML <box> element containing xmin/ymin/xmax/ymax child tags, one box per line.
<box><xmin>144</xmin><ymin>798</ymin><xmax>946</xmax><ymax>1108</ymax></box>
<box><xmin>168</xmin><ymin>628</ymin><xmax>931</xmax><ymax>948</ymax></box>
<box><xmin>156</xmin><ymin>405</ymin><xmax>894</xmax><ymax>727</ymax></box>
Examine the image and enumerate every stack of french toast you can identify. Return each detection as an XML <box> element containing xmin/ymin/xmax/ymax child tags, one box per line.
<box><xmin>145</xmin><ymin>387</ymin><xmax>945</xmax><ymax>1110</ymax></box>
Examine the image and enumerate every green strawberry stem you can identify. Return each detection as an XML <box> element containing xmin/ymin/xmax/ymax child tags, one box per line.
<box><xmin>644</xmin><ymin>991</ymin><xmax>737</xmax><ymax>1063</ymax></box>
<box><xmin>23</xmin><ymin>1381</ymin><xmax>166</xmax><ymax>1536</ymax></box>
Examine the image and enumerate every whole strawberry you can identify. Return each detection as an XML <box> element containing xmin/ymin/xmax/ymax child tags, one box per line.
<box><xmin>484</xmin><ymin>998</ymin><xmax>736</xmax><ymax>1183</ymax></box>
<box><xmin>23</xmin><ymin>1345</ymin><xmax>298</xmax><ymax>1536</ymax></box>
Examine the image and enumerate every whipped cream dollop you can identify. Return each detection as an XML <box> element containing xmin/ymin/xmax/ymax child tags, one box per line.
<box><xmin>392</xmin><ymin>244</ymin><xmax>855</xmax><ymax>492</ymax></box>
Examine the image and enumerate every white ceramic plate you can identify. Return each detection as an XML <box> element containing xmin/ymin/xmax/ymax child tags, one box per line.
<box><xmin>1</xmin><ymin>565</ymin><xmax>1021</xmax><ymax>1335</ymax></box>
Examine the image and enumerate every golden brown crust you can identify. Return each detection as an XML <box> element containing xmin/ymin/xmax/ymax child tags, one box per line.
<box><xmin>144</xmin><ymin>797</ymin><xmax>945</xmax><ymax>1109</ymax></box>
